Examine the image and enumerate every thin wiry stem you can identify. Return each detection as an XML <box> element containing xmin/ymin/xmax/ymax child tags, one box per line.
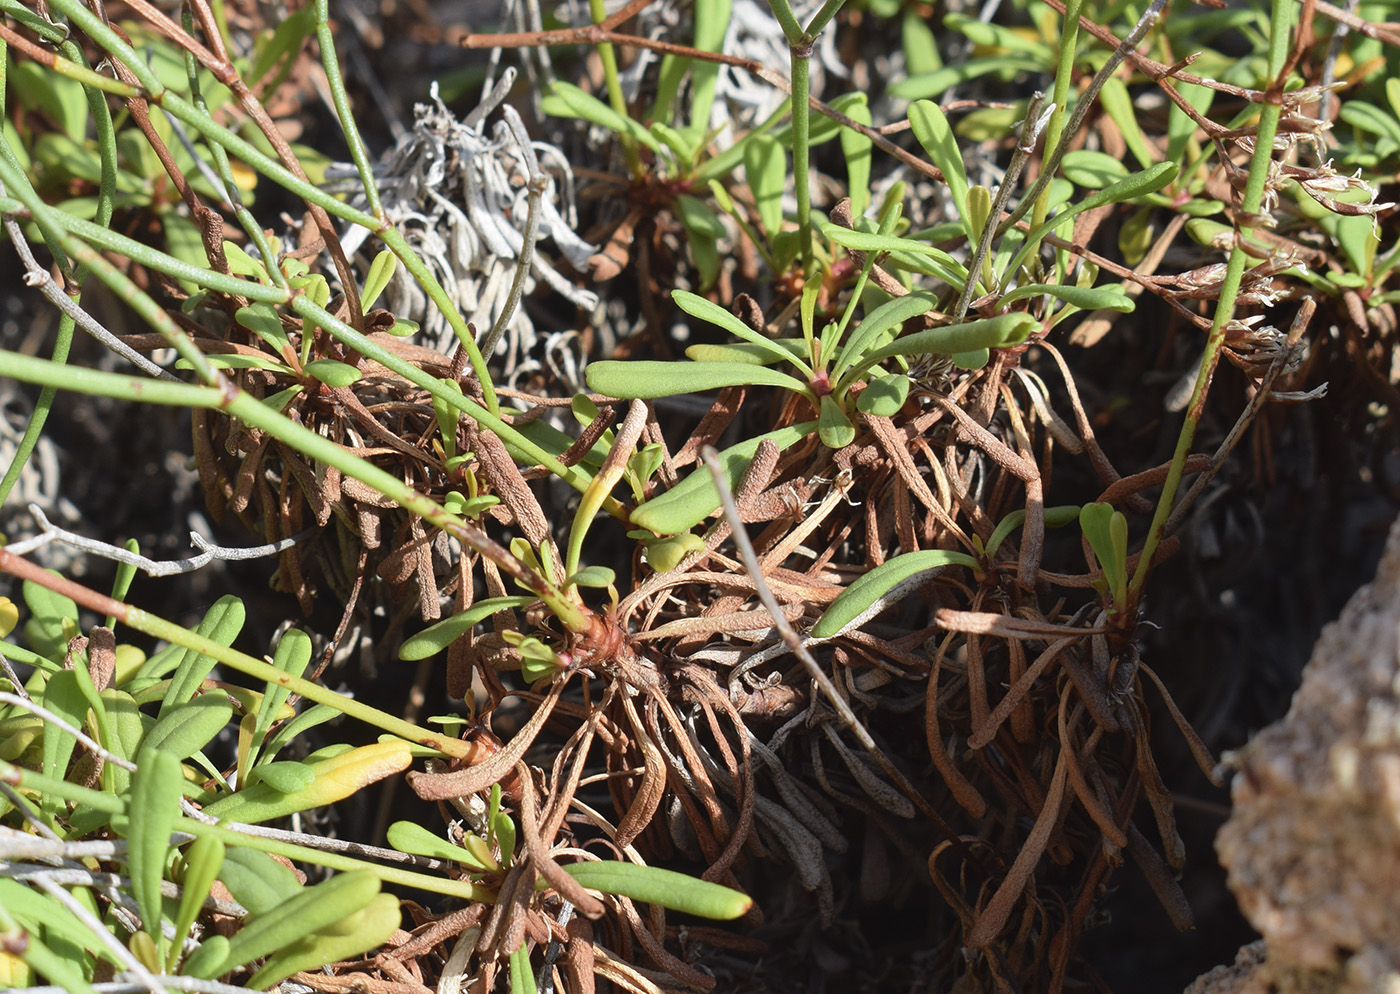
<box><xmin>952</xmin><ymin>92</ymin><xmax>1048</xmax><ymax>321</ymax></box>
<box><xmin>701</xmin><ymin>446</ymin><xmax>964</xmax><ymax>845</ymax></box>
<box><xmin>478</xmin><ymin>106</ymin><xmax>548</xmax><ymax>364</ymax></box>
<box><xmin>995</xmin><ymin>0</ymin><xmax>1169</xmax><ymax>242</ymax></box>
<box><xmin>0</xmin><ymin>692</ymin><xmax>139</xmax><ymax>774</ymax></box>
<box><xmin>7</xmin><ymin>503</ymin><xmax>306</xmax><ymax>577</ymax></box>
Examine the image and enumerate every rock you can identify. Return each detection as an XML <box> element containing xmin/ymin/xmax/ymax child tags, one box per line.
<box><xmin>1186</xmin><ymin>516</ymin><xmax>1400</xmax><ymax>994</ymax></box>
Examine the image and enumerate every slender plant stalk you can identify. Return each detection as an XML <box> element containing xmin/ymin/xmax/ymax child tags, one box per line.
<box><xmin>791</xmin><ymin>48</ymin><xmax>814</xmax><ymax>270</ymax></box>
<box><xmin>589</xmin><ymin>0</ymin><xmax>643</xmax><ymax>178</ymax></box>
<box><xmin>1031</xmin><ymin>0</ymin><xmax>1084</xmax><ymax>236</ymax></box>
<box><xmin>765</xmin><ymin>0</ymin><xmax>848</xmax><ymax>271</ymax></box>
<box><xmin>0</xmin><ymin>542</ymin><xmax>474</xmax><ymax>760</ymax></box>
<box><xmin>0</xmin><ymin>34</ymin><xmax>117</xmax><ymax>510</ymax></box>
<box><xmin>181</xmin><ymin>6</ymin><xmax>286</xmax><ymax>290</ymax></box>
<box><xmin>314</xmin><ymin>0</ymin><xmax>385</xmax><ymax>223</ymax></box>
<box><xmin>1127</xmin><ymin>0</ymin><xmax>1296</xmax><ymax>607</ymax></box>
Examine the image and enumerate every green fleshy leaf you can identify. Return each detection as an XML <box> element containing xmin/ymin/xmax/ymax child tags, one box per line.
<box><xmin>908</xmin><ymin>100</ymin><xmax>970</xmax><ymax>238</ymax></box>
<box><xmin>561</xmin><ymin>861</ymin><xmax>752</xmax><ymax>919</ymax></box>
<box><xmin>1079</xmin><ymin>503</ymin><xmax>1129</xmax><ymax>609</ymax></box>
<box><xmin>1000</xmin><ymin>282</ymin><xmax>1133</xmax><ymax>312</ymax></box>
<box><xmin>585</xmin><ymin>360</ymin><xmax>809</xmax><ymax>400</ymax></box>
<box><xmin>629</xmin><ymin>421</ymin><xmax>817</xmax><ymax>535</ymax></box>
<box><xmin>818</xmin><ymin>395</ymin><xmax>856</xmax><ymax>448</ymax></box>
<box><xmin>810</xmin><ymin>549</ymin><xmax>980</xmax><ymax>639</ymax></box>
<box><xmin>246</xmin><ymin>761</ymin><xmax>315</xmax><ymax>793</ymax></box>
<box><xmin>399</xmin><ymin>596</ymin><xmax>535</xmax><ymax>662</ymax></box>
<box><xmin>144</xmin><ymin>693</ymin><xmax>234</xmax><ymax>759</ymax></box>
<box><xmin>214</xmin><ymin>871</ymin><xmax>383</xmax><ymax>978</ymax></box>
<box><xmin>744</xmin><ymin>133</ymin><xmax>786</xmax><ymax>237</ymax></box>
<box><xmin>856</xmin><ymin>373</ymin><xmax>911</xmax><ymax>417</ymax></box>
<box><xmin>128</xmin><ymin>745</ymin><xmax>183</xmax><ymax>948</ymax></box>
<box><xmin>161</xmin><ymin>595</ymin><xmax>246</xmax><ymax>714</ymax></box>
<box><xmin>567</xmin><ymin>565</ymin><xmax>617</xmax><ymax>589</ymax></box>
<box><xmin>304</xmin><ymin>358</ymin><xmax>362</xmax><ymax>387</ymax></box>
<box><xmin>358</xmin><ymin>250</ymin><xmax>398</xmax><ymax>312</ymax></box>
<box><xmin>235</xmin><ymin>302</ymin><xmax>290</xmax><ymax>353</ymax></box>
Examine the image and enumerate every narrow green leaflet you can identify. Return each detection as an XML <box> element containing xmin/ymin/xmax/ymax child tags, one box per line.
<box><xmin>840</xmin><ymin>95</ymin><xmax>873</xmax><ymax>217</ymax></box>
<box><xmin>249</xmin><ymin>627</ymin><xmax>313</xmax><ymax>756</ymax></box>
<box><xmin>999</xmin><ymin>282</ymin><xmax>1134</xmax><ymax>312</ymax></box>
<box><xmin>358</xmin><ymin>249</ymin><xmax>397</xmax><ymax>312</ymax></box>
<box><xmin>199</xmin><ymin>871</ymin><xmax>383</xmax><ymax>978</ymax></box>
<box><xmin>127</xmin><ymin>745</ymin><xmax>183</xmax><ymax>949</ymax></box>
<box><xmin>908</xmin><ymin>100</ymin><xmax>970</xmax><ymax>235</ymax></box>
<box><xmin>811</xmin><ymin>549</ymin><xmax>980</xmax><ymax>639</ymax></box>
<box><xmin>629</xmin><ymin>421</ymin><xmax>818</xmax><ymax>535</ymax></box>
<box><xmin>169</xmin><ymin>835</ymin><xmax>224</xmax><ymax>973</ymax></box>
<box><xmin>831</xmin><ymin>291</ymin><xmax>939</xmax><ymax>385</ymax></box>
<box><xmin>246</xmin><ymin>892</ymin><xmax>402</xmax><ymax>990</ymax></box>
<box><xmin>160</xmin><ymin>594</ymin><xmax>246</xmax><ymax>714</ymax></box>
<box><xmin>561</xmin><ymin>861</ymin><xmax>753</xmax><ymax>919</ymax></box>
<box><xmin>818</xmin><ymin>395</ymin><xmax>856</xmax><ymax>448</ymax></box>
<box><xmin>984</xmin><ymin>505</ymin><xmax>1081</xmax><ymax>560</ymax></box>
<box><xmin>247</xmin><ymin>760</ymin><xmax>315</xmax><ymax>792</ymax></box>
<box><xmin>40</xmin><ymin>670</ymin><xmax>86</xmax><ymax>814</ymax></box>
<box><xmin>848</xmin><ymin>313</ymin><xmax>1038</xmax><ymax>380</ymax></box>
<box><xmin>144</xmin><ymin>693</ymin><xmax>234</xmax><ymax>759</ymax></box>
<box><xmin>1002</xmin><ymin>163</ymin><xmax>1179</xmax><ymax>284</ymax></box>
<box><xmin>541</xmin><ymin>82</ymin><xmax>662</xmax><ymax>155</ymax></box>
<box><xmin>399</xmin><ymin>596</ymin><xmax>535</xmax><ymax>661</ymax></box>
<box><xmin>216</xmin><ymin>847</ymin><xmax>303</xmax><ymax>917</ymax></box>
<box><xmin>200</xmin><ymin>740</ymin><xmax>412</xmax><ymax>823</ymax></box>
<box><xmin>856</xmin><ymin>373</ymin><xmax>911</xmax><ymax>417</ymax></box>
<box><xmin>1079</xmin><ymin>502</ymin><xmax>1129</xmax><ymax>608</ymax></box>
<box><xmin>305</xmin><ymin>358</ymin><xmax>362</xmax><ymax>387</ymax></box>
<box><xmin>235</xmin><ymin>301</ymin><xmax>291</xmax><ymax>354</ymax></box>
<box><xmin>585</xmin><ymin>359</ymin><xmax>811</xmax><ymax>400</ymax></box>
<box><xmin>509</xmin><ymin>941</ymin><xmax>539</xmax><ymax>994</ymax></box>
<box><xmin>387</xmin><ymin>820</ymin><xmax>498</xmax><ymax>873</ymax></box>
<box><xmin>744</xmin><ymin>133</ymin><xmax>786</xmax><ymax>237</ymax></box>
<box><xmin>22</xmin><ymin>576</ymin><xmax>78</xmax><ymax>661</ymax></box>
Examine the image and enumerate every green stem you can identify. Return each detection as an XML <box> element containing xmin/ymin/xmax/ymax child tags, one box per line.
<box><xmin>0</xmin><ymin>34</ymin><xmax>117</xmax><ymax>509</ymax></box>
<box><xmin>803</xmin><ymin>0</ymin><xmax>848</xmax><ymax>37</ymax></box>
<box><xmin>589</xmin><ymin>0</ymin><xmax>643</xmax><ymax>178</ymax></box>
<box><xmin>1127</xmin><ymin>0</ymin><xmax>1294</xmax><ymax>606</ymax></box>
<box><xmin>791</xmin><ymin>46</ymin><xmax>813</xmax><ymax>272</ymax></box>
<box><xmin>181</xmin><ymin>7</ymin><xmax>286</xmax><ymax>291</ymax></box>
<box><xmin>1028</xmin><ymin>0</ymin><xmax>1083</xmax><ymax>239</ymax></box>
<box><xmin>0</xmin><ymin>533</ymin><xmax>472</xmax><ymax>757</ymax></box>
<box><xmin>178</xmin><ymin>818</ymin><xmax>496</xmax><ymax>902</ymax></box>
<box><xmin>0</xmin><ymin>760</ymin><xmax>493</xmax><ymax>901</ymax></box>
<box><xmin>314</xmin><ymin>0</ymin><xmax>385</xmax><ymax>223</ymax></box>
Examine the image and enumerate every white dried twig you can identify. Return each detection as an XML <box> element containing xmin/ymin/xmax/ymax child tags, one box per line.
<box><xmin>5</xmin><ymin>503</ymin><xmax>306</xmax><ymax>577</ymax></box>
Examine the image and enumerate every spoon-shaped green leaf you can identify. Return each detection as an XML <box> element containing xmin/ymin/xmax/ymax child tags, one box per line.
<box><xmin>561</xmin><ymin>862</ymin><xmax>752</xmax><ymax>919</ymax></box>
<box><xmin>998</xmin><ymin>282</ymin><xmax>1134</xmax><ymax>312</ymax></box>
<box><xmin>399</xmin><ymin>596</ymin><xmax>535</xmax><ymax>661</ymax></box>
<box><xmin>810</xmin><ymin>549</ymin><xmax>979</xmax><ymax>639</ymax></box>
<box><xmin>585</xmin><ymin>359</ymin><xmax>811</xmax><ymax>401</ymax></box>
<box><xmin>143</xmin><ymin>693</ymin><xmax>233</xmax><ymax>760</ymax></box>
<box><xmin>128</xmin><ymin>745</ymin><xmax>183</xmax><ymax>949</ymax></box>
<box><xmin>629</xmin><ymin>421</ymin><xmax>817</xmax><ymax>535</ymax></box>
<box><xmin>246</xmin><ymin>892</ymin><xmax>401</xmax><ymax>990</ymax></box>
<box><xmin>842</xmin><ymin>312</ymin><xmax>1037</xmax><ymax>387</ymax></box>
